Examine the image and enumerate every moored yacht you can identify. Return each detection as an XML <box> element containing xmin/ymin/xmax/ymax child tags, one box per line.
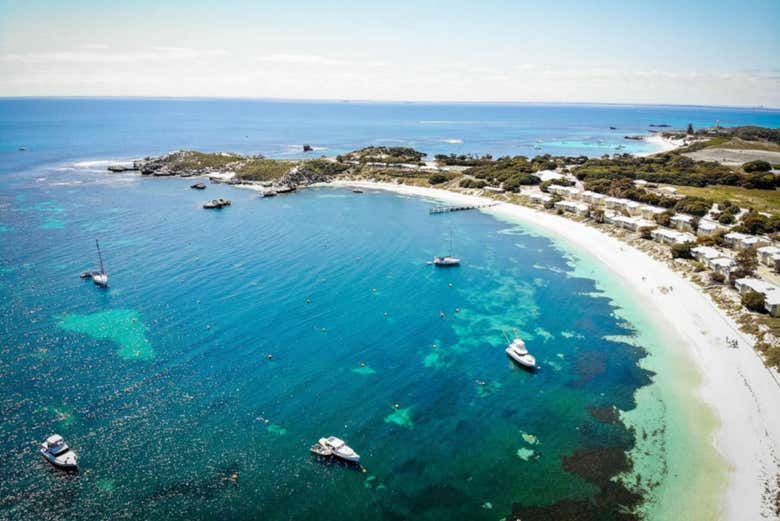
<box><xmin>324</xmin><ymin>436</ymin><xmax>360</xmax><ymax>463</ymax></box>
<box><xmin>506</xmin><ymin>336</ymin><xmax>536</xmax><ymax>371</ymax></box>
<box><xmin>40</xmin><ymin>434</ymin><xmax>78</xmax><ymax>470</ymax></box>
<box><xmin>433</xmin><ymin>255</ymin><xmax>460</xmax><ymax>267</ymax></box>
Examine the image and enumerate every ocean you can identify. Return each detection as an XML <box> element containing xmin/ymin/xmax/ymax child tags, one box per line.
<box><xmin>0</xmin><ymin>99</ymin><xmax>777</xmax><ymax>520</ymax></box>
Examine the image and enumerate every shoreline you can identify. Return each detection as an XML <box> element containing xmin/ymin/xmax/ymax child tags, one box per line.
<box><xmin>325</xmin><ymin>179</ymin><xmax>780</xmax><ymax>520</ymax></box>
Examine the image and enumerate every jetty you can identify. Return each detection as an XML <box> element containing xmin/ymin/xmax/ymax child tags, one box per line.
<box><xmin>429</xmin><ymin>203</ymin><xmax>496</xmax><ymax>215</ymax></box>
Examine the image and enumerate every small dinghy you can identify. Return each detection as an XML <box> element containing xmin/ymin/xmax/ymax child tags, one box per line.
<box><xmin>190</xmin><ymin>183</ymin><xmax>207</xmax><ymax>190</ymax></box>
<box><xmin>41</xmin><ymin>434</ymin><xmax>78</xmax><ymax>470</ymax></box>
<box><xmin>505</xmin><ymin>336</ymin><xmax>537</xmax><ymax>371</ymax></box>
<box><xmin>310</xmin><ymin>438</ymin><xmax>334</xmax><ymax>457</ymax></box>
<box><xmin>352</xmin><ymin>189</ymin><xmax>364</xmax><ymax>193</ymax></box>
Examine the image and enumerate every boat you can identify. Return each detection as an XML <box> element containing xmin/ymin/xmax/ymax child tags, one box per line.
<box><xmin>433</xmin><ymin>229</ymin><xmax>460</xmax><ymax>267</ymax></box>
<box><xmin>261</xmin><ymin>190</ymin><xmax>277</xmax><ymax>198</ymax></box>
<box><xmin>324</xmin><ymin>436</ymin><xmax>360</xmax><ymax>463</ymax></box>
<box><xmin>190</xmin><ymin>182</ymin><xmax>207</xmax><ymax>190</ymax></box>
<box><xmin>40</xmin><ymin>434</ymin><xmax>78</xmax><ymax>470</ymax></box>
<box><xmin>505</xmin><ymin>335</ymin><xmax>536</xmax><ymax>371</ymax></box>
<box><xmin>352</xmin><ymin>189</ymin><xmax>364</xmax><ymax>193</ymax></box>
<box><xmin>310</xmin><ymin>438</ymin><xmax>334</xmax><ymax>457</ymax></box>
<box><xmin>433</xmin><ymin>256</ymin><xmax>460</xmax><ymax>266</ymax></box>
<box><xmin>92</xmin><ymin>240</ymin><xmax>108</xmax><ymax>288</ymax></box>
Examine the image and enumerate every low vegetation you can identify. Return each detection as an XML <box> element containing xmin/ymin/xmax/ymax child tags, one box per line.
<box><xmin>337</xmin><ymin>146</ymin><xmax>426</xmax><ymax>165</ymax></box>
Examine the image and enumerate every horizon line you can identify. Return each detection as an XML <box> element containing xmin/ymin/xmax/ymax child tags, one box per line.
<box><xmin>0</xmin><ymin>95</ymin><xmax>778</xmax><ymax>112</ymax></box>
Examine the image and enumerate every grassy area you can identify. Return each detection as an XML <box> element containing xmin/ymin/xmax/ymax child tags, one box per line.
<box><xmin>235</xmin><ymin>159</ymin><xmax>294</xmax><ymax>181</ymax></box>
<box><xmin>674</xmin><ymin>184</ymin><xmax>780</xmax><ymax>215</ymax></box>
<box><xmin>168</xmin><ymin>151</ymin><xmax>243</xmax><ymax>172</ymax></box>
<box><xmin>715</xmin><ymin>138</ymin><xmax>780</xmax><ymax>152</ymax></box>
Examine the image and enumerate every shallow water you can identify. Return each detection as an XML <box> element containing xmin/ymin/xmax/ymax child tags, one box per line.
<box><xmin>2</xmin><ymin>171</ymin><xmax>656</xmax><ymax>519</ymax></box>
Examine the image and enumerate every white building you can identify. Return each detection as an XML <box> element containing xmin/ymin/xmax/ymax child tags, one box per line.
<box><xmin>709</xmin><ymin>257</ymin><xmax>736</xmax><ymax>278</ymax></box>
<box><xmin>734</xmin><ymin>277</ymin><xmax>780</xmax><ymax>317</ymax></box>
<box><xmin>724</xmin><ymin>232</ymin><xmax>771</xmax><ymax>251</ymax></box>
<box><xmin>651</xmin><ymin>228</ymin><xmax>696</xmax><ymax>246</ymax></box>
<box><xmin>640</xmin><ymin>205</ymin><xmax>667</xmax><ymax>220</ymax></box>
<box><xmin>528</xmin><ymin>192</ymin><xmax>553</xmax><ymax>205</ymax></box>
<box><xmin>696</xmin><ymin>219</ymin><xmax>725</xmax><ymax>237</ymax></box>
<box><xmin>547</xmin><ymin>185</ymin><xmax>580</xmax><ymax>198</ymax></box>
<box><xmin>757</xmin><ymin>245</ymin><xmax>780</xmax><ymax>273</ymax></box>
<box><xmin>670</xmin><ymin>213</ymin><xmax>696</xmax><ymax>232</ymax></box>
<box><xmin>612</xmin><ymin>215</ymin><xmax>657</xmax><ymax>232</ymax></box>
<box><xmin>554</xmin><ymin>200</ymin><xmax>590</xmax><ymax>216</ymax></box>
<box><xmin>581</xmin><ymin>191</ymin><xmax>606</xmax><ymax>205</ymax></box>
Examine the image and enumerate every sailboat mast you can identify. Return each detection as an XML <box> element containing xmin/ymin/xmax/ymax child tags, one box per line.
<box><xmin>96</xmin><ymin>239</ymin><xmax>105</xmax><ymax>274</ymax></box>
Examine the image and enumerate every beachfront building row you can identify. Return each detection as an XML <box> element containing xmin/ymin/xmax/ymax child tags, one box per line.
<box><xmin>691</xmin><ymin>246</ymin><xmax>736</xmax><ymax>279</ymax></box>
<box><xmin>734</xmin><ymin>278</ymin><xmax>780</xmax><ymax>317</ymax></box>
<box><xmin>724</xmin><ymin>232</ymin><xmax>771</xmax><ymax>251</ymax></box>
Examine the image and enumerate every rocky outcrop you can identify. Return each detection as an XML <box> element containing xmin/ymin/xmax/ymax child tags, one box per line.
<box><xmin>203</xmin><ymin>198</ymin><xmax>231</xmax><ymax>209</ymax></box>
<box><xmin>107</xmin><ymin>164</ymin><xmax>138</xmax><ymax>172</ymax></box>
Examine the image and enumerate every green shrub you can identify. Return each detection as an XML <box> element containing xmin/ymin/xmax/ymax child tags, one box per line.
<box><xmin>671</xmin><ymin>242</ymin><xmax>693</xmax><ymax>259</ymax></box>
<box><xmin>741</xmin><ymin>290</ymin><xmax>766</xmax><ymax>313</ymax></box>
<box><xmin>742</xmin><ymin>160</ymin><xmax>772</xmax><ymax>173</ymax></box>
<box><xmin>428</xmin><ymin>173</ymin><xmax>449</xmax><ymax>185</ymax></box>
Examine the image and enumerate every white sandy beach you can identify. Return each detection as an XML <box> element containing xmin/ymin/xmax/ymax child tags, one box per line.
<box><xmin>639</xmin><ymin>134</ymin><xmax>687</xmax><ymax>156</ymax></box>
<box><xmin>328</xmin><ymin>179</ymin><xmax>780</xmax><ymax>521</ymax></box>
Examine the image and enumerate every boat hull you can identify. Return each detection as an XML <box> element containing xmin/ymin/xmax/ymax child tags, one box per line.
<box><xmin>41</xmin><ymin>450</ymin><xmax>78</xmax><ymax>470</ymax></box>
<box><xmin>506</xmin><ymin>348</ymin><xmax>537</xmax><ymax>371</ymax></box>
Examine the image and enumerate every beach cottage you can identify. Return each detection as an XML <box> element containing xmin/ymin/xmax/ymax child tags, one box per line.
<box><xmin>528</xmin><ymin>192</ymin><xmax>553</xmax><ymax>205</ymax></box>
<box><xmin>734</xmin><ymin>277</ymin><xmax>780</xmax><ymax>317</ymax></box>
<box><xmin>724</xmin><ymin>232</ymin><xmax>771</xmax><ymax>251</ymax></box>
<box><xmin>554</xmin><ymin>201</ymin><xmax>589</xmax><ymax>216</ymax></box>
<box><xmin>651</xmin><ymin>228</ymin><xmax>696</xmax><ymax>246</ymax></box>
<box><xmin>670</xmin><ymin>214</ymin><xmax>696</xmax><ymax>232</ymax></box>
<box><xmin>547</xmin><ymin>185</ymin><xmax>580</xmax><ymax>198</ymax></box>
<box><xmin>757</xmin><ymin>245</ymin><xmax>780</xmax><ymax>273</ymax></box>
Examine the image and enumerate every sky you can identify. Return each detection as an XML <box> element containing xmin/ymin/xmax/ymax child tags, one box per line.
<box><xmin>1</xmin><ymin>0</ymin><xmax>779</xmax><ymax>106</ymax></box>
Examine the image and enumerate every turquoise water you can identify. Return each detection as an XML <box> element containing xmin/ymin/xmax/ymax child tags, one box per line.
<box><xmin>1</xmin><ymin>173</ymin><xmax>655</xmax><ymax>519</ymax></box>
<box><xmin>2</xmin><ymin>99</ymin><xmax>774</xmax><ymax>519</ymax></box>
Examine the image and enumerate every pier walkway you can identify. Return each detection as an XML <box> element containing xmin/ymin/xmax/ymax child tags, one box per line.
<box><xmin>429</xmin><ymin>203</ymin><xmax>497</xmax><ymax>215</ymax></box>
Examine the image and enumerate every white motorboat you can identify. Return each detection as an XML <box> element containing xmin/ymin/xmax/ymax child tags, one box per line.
<box><xmin>40</xmin><ymin>434</ymin><xmax>78</xmax><ymax>470</ymax></box>
<box><xmin>324</xmin><ymin>436</ymin><xmax>360</xmax><ymax>463</ymax></box>
<box><xmin>506</xmin><ymin>336</ymin><xmax>536</xmax><ymax>371</ymax></box>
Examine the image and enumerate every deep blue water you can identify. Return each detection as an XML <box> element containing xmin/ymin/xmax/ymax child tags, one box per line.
<box><xmin>0</xmin><ymin>99</ymin><xmax>776</xmax><ymax>520</ymax></box>
<box><xmin>2</xmin><ymin>98</ymin><xmax>779</xmax><ymax>173</ymax></box>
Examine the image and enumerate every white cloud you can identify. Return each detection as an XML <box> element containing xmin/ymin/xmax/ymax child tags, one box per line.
<box><xmin>256</xmin><ymin>53</ymin><xmax>386</xmax><ymax>68</ymax></box>
<box><xmin>0</xmin><ymin>46</ymin><xmax>229</xmax><ymax>64</ymax></box>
